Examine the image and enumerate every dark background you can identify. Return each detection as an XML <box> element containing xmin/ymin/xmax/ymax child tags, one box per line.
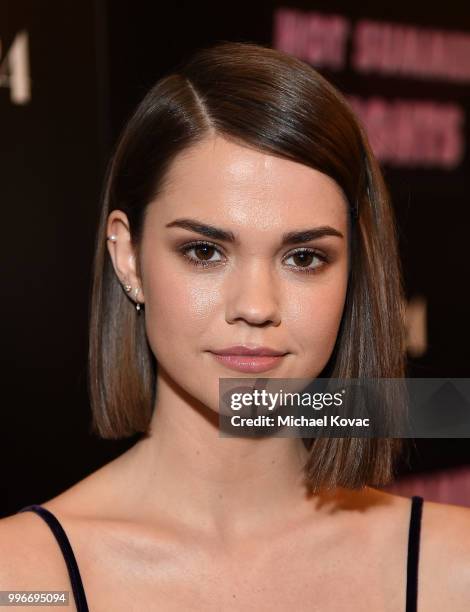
<box><xmin>1</xmin><ymin>0</ymin><xmax>469</xmax><ymax>516</ymax></box>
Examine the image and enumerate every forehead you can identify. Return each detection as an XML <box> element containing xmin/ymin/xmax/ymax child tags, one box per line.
<box><xmin>148</xmin><ymin>135</ymin><xmax>348</xmax><ymax>229</ymax></box>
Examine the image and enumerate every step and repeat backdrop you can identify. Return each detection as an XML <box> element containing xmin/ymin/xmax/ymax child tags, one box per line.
<box><xmin>1</xmin><ymin>0</ymin><xmax>469</xmax><ymax>514</ymax></box>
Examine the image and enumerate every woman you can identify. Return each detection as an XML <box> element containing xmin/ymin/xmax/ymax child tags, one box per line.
<box><xmin>1</xmin><ymin>41</ymin><xmax>470</xmax><ymax>611</ymax></box>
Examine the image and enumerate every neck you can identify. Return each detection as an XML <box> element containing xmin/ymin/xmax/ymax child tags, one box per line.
<box><xmin>117</xmin><ymin>371</ymin><xmax>316</xmax><ymax>539</ymax></box>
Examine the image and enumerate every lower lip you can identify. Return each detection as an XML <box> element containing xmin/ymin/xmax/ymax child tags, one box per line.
<box><xmin>210</xmin><ymin>353</ymin><xmax>286</xmax><ymax>373</ymax></box>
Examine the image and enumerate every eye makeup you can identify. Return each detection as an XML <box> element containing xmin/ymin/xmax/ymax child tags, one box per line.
<box><xmin>177</xmin><ymin>239</ymin><xmax>331</xmax><ymax>276</ymax></box>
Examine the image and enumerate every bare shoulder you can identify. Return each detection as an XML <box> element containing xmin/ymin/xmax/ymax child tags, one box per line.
<box><xmin>418</xmin><ymin>497</ymin><xmax>470</xmax><ymax>611</ymax></box>
<box><xmin>0</xmin><ymin>511</ymin><xmax>72</xmax><ymax>591</ymax></box>
<box><xmin>365</xmin><ymin>488</ymin><xmax>470</xmax><ymax>611</ymax></box>
<box><xmin>421</xmin><ymin>495</ymin><xmax>470</xmax><ymax>542</ymax></box>
<box><xmin>0</xmin><ymin>468</ymin><xmax>102</xmax><ymax>580</ymax></box>
<box><xmin>0</xmin><ymin>458</ymin><xmax>138</xmax><ymax>605</ymax></box>
<box><xmin>0</xmin><ymin>464</ymin><xmax>117</xmax><ymax>585</ymax></box>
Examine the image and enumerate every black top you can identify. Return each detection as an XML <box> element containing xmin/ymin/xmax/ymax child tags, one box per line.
<box><xmin>17</xmin><ymin>495</ymin><xmax>424</xmax><ymax>612</ymax></box>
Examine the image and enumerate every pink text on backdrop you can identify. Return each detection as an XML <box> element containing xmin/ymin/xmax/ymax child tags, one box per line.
<box><xmin>353</xmin><ymin>20</ymin><xmax>470</xmax><ymax>84</ymax></box>
<box><xmin>273</xmin><ymin>8</ymin><xmax>349</xmax><ymax>70</ymax></box>
<box><xmin>348</xmin><ymin>96</ymin><xmax>465</xmax><ymax>169</ymax></box>
<box><xmin>273</xmin><ymin>7</ymin><xmax>470</xmax><ymax>84</ymax></box>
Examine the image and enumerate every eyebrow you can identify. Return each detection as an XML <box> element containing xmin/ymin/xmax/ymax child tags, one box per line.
<box><xmin>165</xmin><ymin>218</ymin><xmax>344</xmax><ymax>244</ymax></box>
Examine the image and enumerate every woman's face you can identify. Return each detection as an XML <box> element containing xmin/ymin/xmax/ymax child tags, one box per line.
<box><xmin>110</xmin><ymin>135</ymin><xmax>350</xmax><ymax>412</ymax></box>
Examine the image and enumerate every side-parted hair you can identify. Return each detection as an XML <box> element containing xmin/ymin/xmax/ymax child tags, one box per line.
<box><xmin>88</xmin><ymin>41</ymin><xmax>407</xmax><ymax>493</ymax></box>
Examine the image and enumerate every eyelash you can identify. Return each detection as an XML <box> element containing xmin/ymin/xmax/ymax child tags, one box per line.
<box><xmin>178</xmin><ymin>240</ymin><xmax>329</xmax><ymax>275</ymax></box>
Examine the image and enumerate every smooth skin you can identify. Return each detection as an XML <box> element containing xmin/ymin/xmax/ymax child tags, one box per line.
<box><xmin>1</xmin><ymin>135</ymin><xmax>470</xmax><ymax>611</ymax></box>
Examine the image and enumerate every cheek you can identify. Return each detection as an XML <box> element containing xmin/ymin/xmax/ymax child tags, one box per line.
<box><xmin>143</xmin><ymin>262</ymin><xmax>221</xmax><ymax>355</ymax></box>
<box><xmin>284</xmin><ymin>270</ymin><xmax>348</xmax><ymax>362</ymax></box>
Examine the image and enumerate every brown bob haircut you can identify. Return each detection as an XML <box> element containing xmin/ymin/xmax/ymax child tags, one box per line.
<box><xmin>89</xmin><ymin>41</ymin><xmax>407</xmax><ymax>493</ymax></box>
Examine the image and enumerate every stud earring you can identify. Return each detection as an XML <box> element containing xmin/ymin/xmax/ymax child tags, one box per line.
<box><xmin>134</xmin><ymin>287</ymin><xmax>143</xmax><ymax>313</ymax></box>
<box><xmin>123</xmin><ymin>284</ymin><xmax>132</xmax><ymax>293</ymax></box>
<box><xmin>107</xmin><ymin>234</ymin><xmax>117</xmax><ymax>242</ymax></box>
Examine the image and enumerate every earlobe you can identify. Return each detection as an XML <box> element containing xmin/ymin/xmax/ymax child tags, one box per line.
<box><xmin>128</xmin><ymin>254</ymin><xmax>145</xmax><ymax>303</ymax></box>
<box><xmin>131</xmin><ymin>284</ymin><xmax>144</xmax><ymax>303</ymax></box>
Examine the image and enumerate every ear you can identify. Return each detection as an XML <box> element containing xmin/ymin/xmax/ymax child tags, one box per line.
<box><xmin>105</xmin><ymin>210</ymin><xmax>145</xmax><ymax>305</ymax></box>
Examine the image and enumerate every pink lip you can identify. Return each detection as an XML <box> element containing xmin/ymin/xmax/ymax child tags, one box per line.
<box><xmin>209</xmin><ymin>345</ymin><xmax>288</xmax><ymax>373</ymax></box>
<box><xmin>211</xmin><ymin>345</ymin><xmax>287</xmax><ymax>356</ymax></box>
<box><xmin>210</xmin><ymin>353</ymin><xmax>286</xmax><ymax>373</ymax></box>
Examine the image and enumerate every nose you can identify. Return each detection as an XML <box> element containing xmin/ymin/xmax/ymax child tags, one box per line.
<box><xmin>225</xmin><ymin>260</ymin><xmax>281</xmax><ymax>327</ymax></box>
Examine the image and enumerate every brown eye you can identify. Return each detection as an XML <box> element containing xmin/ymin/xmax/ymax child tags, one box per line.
<box><xmin>194</xmin><ymin>244</ymin><xmax>215</xmax><ymax>261</ymax></box>
<box><xmin>179</xmin><ymin>241</ymin><xmax>224</xmax><ymax>267</ymax></box>
<box><xmin>284</xmin><ymin>248</ymin><xmax>328</xmax><ymax>274</ymax></box>
<box><xmin>179</xmin><ymin>242</ymin><xmax>328</xmax><ymax>274</ymax></box>
<box><xmin>292</xmin><ymin>251</ymin><xmax>315</xmax><ymax>267</ymax></box>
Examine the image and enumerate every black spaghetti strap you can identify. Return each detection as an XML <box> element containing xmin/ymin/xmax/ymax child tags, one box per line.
<box><xmin>16</xmin><ymin>496</ymin><xmax>425</xmax><ymax>611</ymax></box>
<box><xmin>17</xmin><ymin>504</ymin><xmax>89</xmax><ymax>612</ymax></box>
<box><xmin>405</xmin><ymin>495</ymin><xmax>424</xmax><ymax>612</ymax></box>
